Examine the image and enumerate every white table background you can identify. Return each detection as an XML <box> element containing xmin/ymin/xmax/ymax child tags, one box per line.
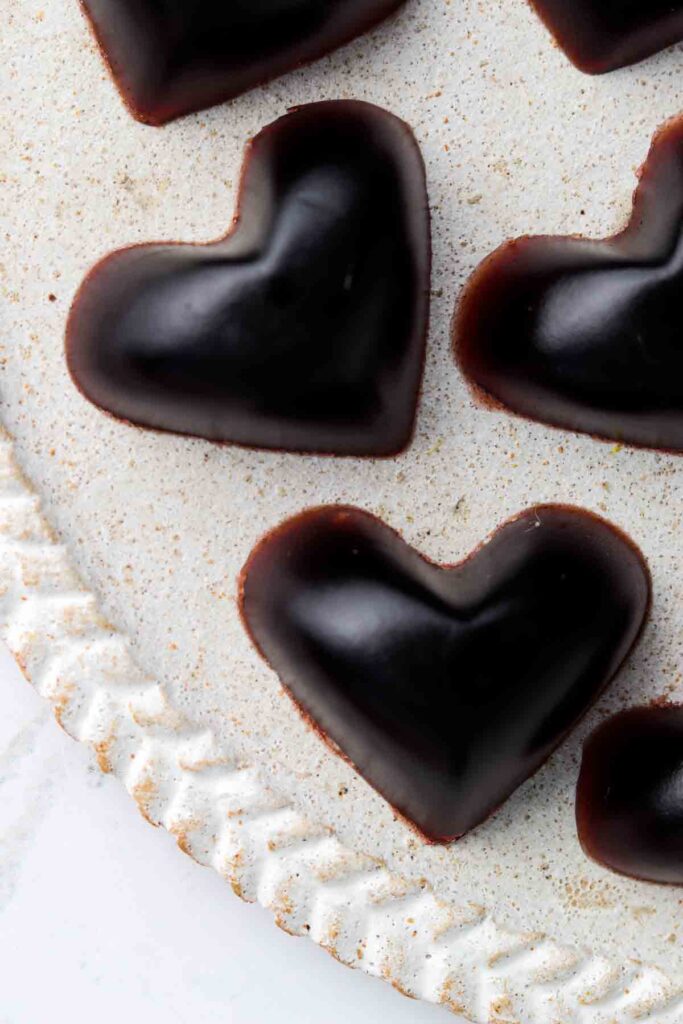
<box><xmin>0</xmin><ymin>643</ymin><xmax>461</xmax><ymax>1024</ymax></box>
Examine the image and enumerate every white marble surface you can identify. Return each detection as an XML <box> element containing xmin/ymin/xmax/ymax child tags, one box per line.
<box><xmin>0</xmin><ymin>642</ymin><xmax>459</xmax><ymax>1024</ymax></box>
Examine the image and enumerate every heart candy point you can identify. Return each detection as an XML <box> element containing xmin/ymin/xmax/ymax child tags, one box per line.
<box><xmin>239</xmin><ymin>504</ymin><xmax>650</xmax><ymax>843</ymax></box>
<box><xmin>80</xmin><ymin>0</ymin><xmax>409</xmax><ymax>125</ymax></box>
<box><xmin>528</xmin><ymin>0</ymin><xmax>683</xmax><ymax>73</ymax></box>
<box><xmin>66</xmin><ymin>101</ymin><xmax>430</xmax><ymax>457</ymax></box>
<box><xmin>454</xmin><ymin>114</ymin><xmax>683</xmax><ymax>454</ymax></box>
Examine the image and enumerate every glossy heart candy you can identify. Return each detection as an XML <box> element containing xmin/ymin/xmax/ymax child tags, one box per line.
<box><xmin>577</xmin><ymin>706</ymin><xmax>683</xmax><ymax>885</ymax></box>
<box><xmin>81</xmin><ymin>0</ymin><xmax>408</xmax><ymax>125</ymax></box>
<box><xmin>240</xmin><ymin>505</ymin><xmax>650</xmax><ymax>842</ymax></box>
<box><xmin>454</xmin><ymin>115</ymin><xmax>683</xmax><ymax>453</ymax></box>
<box><xmin>67</xmin><ymin>101</ymin><xmax>430</xmax><ymax>457</ymax></box>
<box><xmin>529</xmin><ymin>0</ymin><xmax>683</xmax><ymax>73</ymax></box>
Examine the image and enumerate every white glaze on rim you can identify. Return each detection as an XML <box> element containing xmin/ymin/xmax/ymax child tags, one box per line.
<box><xmin>0</xmin><ymin>425</ymin><xmax>681</xmax><ymax>1023</ymax></box>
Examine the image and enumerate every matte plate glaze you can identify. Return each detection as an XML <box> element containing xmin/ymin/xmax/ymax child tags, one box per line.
<box><xmin>1</xmin><ymin>2</ymin><xmax>682</xmax><ymax>1021</ymax></box>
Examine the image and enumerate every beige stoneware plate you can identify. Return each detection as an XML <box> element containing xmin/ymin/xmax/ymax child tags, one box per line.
<box><xmin>1</xmin><ymin>2</ymin><xmax>682</xmax><ymax>1021</ymax></box>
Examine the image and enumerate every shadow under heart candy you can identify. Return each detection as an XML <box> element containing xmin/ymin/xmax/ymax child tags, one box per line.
<box><xmin>454</xmin><ymin>115</ymin><xmax>683</xmax><ymax>454</ymax></box>
<box><xmin>67</xmin><ymin>101</ymin><xmax>430</xmax><ymax>457</ymax></box>
<box><xmin>240</xmin><ymin>505</ymin><xmax>650</xmax><ymax>843</ymax></box>
<box><xmin>528</xmin><ymin>0</ymin><xmax>683</xmax><ymax>73</ymax></box>
<box><xmin>81</xmin><ymin>0</ymin><xmax>409</xmax><ymax>125</ymax></box>
<box><xmin>577</xmin><ymin>706</ymin><xmax>683</xmax><ymax>885</ymax></box>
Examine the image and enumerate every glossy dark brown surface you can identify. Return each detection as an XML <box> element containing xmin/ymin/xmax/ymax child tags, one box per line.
<box><xmin>529</xmin><ymin>0</ymin><xmax>683</xmax><ymax>73</ymax></box>
<box><xmin>240</xmin><ymin>505</ymin><xmax>650</xmax><ymax>842</ymax></box>
<box><xmin>81</xmin><ymin>0</ymin><xmax>408</xmax><ymax>124</ymax></box>
<box><xmin>67</xmin><ymin>102</ymin><xmax>430</xmax><ymax>457</ymax></box>
<box><xmin>455</xmin><ymin>116</ymin><xmax>683</xmax><ymax>454</ymax></box>
<box><xmin>577</xmin><ymin>706</ymin><xmax>683</xmax><ymax>884</ymax></box>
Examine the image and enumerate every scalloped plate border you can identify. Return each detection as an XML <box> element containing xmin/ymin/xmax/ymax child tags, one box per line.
<box><xmin>0</xmin><ymin>421</ymin><xmax>680</xmax><ymax>1024</ymax></box>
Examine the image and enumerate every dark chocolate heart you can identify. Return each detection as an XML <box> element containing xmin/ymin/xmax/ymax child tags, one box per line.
<box><xmin>240</xmin><ymin>505</ymin><xmax>650</xmax><ymax>842</ymax></box>
<box><xmin>454</xmin><ymin>115</ymin><xmax>683</xmax><ymax>454</ymax></box>
<box><xmin>528</xmin><ymin>0</ymin><xmax>683</xmax><ymax>73</ymax></box>
<box><xmin>81</xmin><ymin>0</ymin><xmax>408</xmax><ymax>125</ymax></box>
<box><xmin>577</xmin><ymin>706</ymin><xmax>683</xmax><ymax>885</ymax></box>
<box><xmin>66</xmin><ymin>101</ymin><xmax>430</xmax><ymax>457</ymax></box>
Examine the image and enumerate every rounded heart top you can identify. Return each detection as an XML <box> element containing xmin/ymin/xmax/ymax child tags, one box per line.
<box><xmin>66</xmin><ymin>101</ymin><xmax>430</xmax><ymax>457</ymax></box>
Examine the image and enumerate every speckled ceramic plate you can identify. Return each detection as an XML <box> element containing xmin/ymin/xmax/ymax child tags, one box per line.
<box><xmin>1</xmin><ymin>3</ymin><xmax>682</xmax><ymax>1021</ymax></box>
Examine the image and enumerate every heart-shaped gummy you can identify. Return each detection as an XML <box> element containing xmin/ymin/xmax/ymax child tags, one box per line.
<box><xmin>577</xmin><ymin>706</ymin><xmax>683</xmax><ymax>885</ymax></box>
<box><xmin>81</xmin><ymin>0</ymin><xmax>408</xmax><ymax>125</ymax></box>
<box><xmin>529</xmin><ymin>0</ymin><xmax>683</xmax><ymax>73</ymax></box>
<box><xmin>240</xmin><ymin>505</ymin><xmax>650</xmax><ymax>842</ymax></box>
<box><xmin>67</xmin><ymin>101</ymin><xmax>430</xmax><ymax>457</ymax></box>
<box><xmin>454</xmin><ymin>115</ymin><xmax>683</xmax><ymax>454</ymax></box>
